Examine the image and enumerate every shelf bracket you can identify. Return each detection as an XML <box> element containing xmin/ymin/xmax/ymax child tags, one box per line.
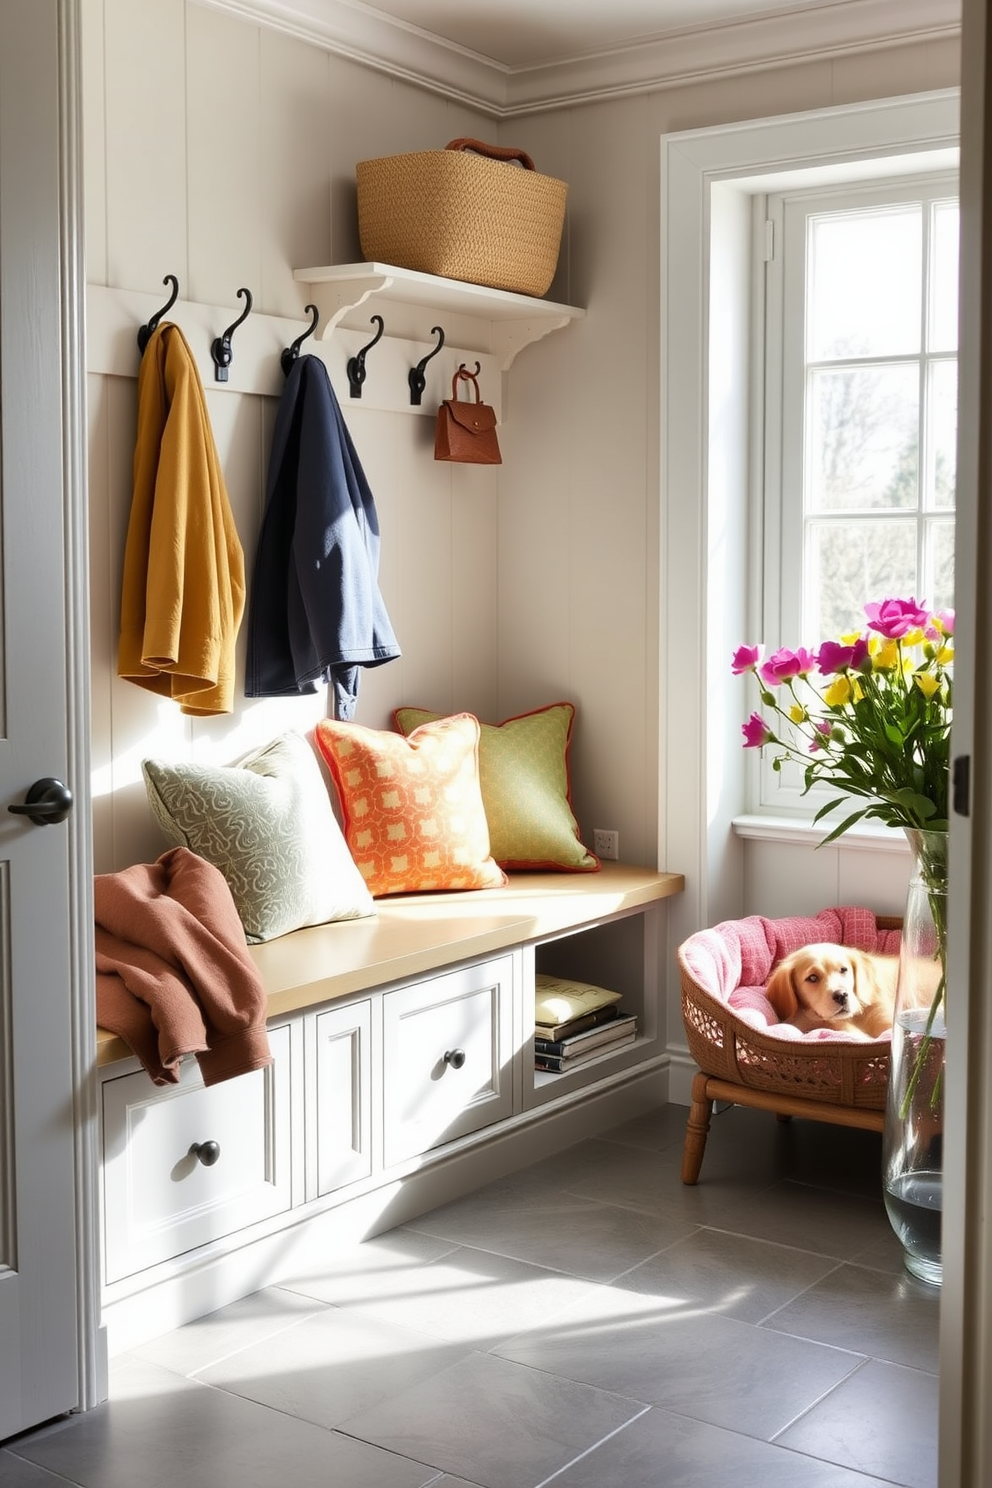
<box><xmin>299</xmin><ymin>274</ymin><xmax>394</xmax><ymax>338</ymax></box>
<box><xmin>493</xmin><ymin>315</ymin><xmax>572</xmax><ymax>371</ymax></box>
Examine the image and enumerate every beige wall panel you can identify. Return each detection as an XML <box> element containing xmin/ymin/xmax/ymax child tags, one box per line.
<box><xmin>107</xmin><ymin>670</ymin><xmax>189</xmax><ymax>872</ymax></box>
<box><xmin>195</xmin><ymin>387</ymin><xmax>264</xmax><ymax>760</ymax></box>
<box><xmin>325</xmin><ymin>52</ymin><xmax>392</xmax><ymax>270</ymax></box>
<box><xmin>500</xmin><ymin>110</ymin><xmax>574</xmax><ymax>306</ymax></box>
<box><xmin>496</xmin><ymin>331</ymin><xmax>574</xmax><ymax>714</ymax></box>
<box><xmin>831</xmin><ymin>37</ymin><xmax>961</xmax><ymax>105</ymax></box>
<box><xmin>258</xmin><ymin>28</ymin><xmax>333</xmax><ymax>316</ymax></box>
<box><xmin>502</xmin><ymin>98</ymin><xmax>654</xmax><ymax>861</ymax></box>
<box><xmin>838</xmin><ymin>845</ymin><xmax>913</xmax><ymax>919</ymax></box>
<box><xmin>103</xmin><ymin>0</ymin><xmax>187</xmax><ymax>288</ymax></box>
<box><xmin>450</xmin><ymin>472</ymin><xmax>498</xmax><ymax>721</ymax></box>
<box><xmin>646</xmin><ymin>58</ymin><xmax>834</xmax><ymax>138</ymax></box>
<box><xmin>743</xmin><ymin>837</ymin><xmax>913</xmax><ymax>921</ymax></box>
<box><xmin>80</xmin><ymin>0</ymin><xmax>107</xmax><ymax>284</ymax></box>
<box><xmin>345</xmin><ymin>405</ymin><xmax>456</xmax><ymax>724</ymax></box>
<box><xmin>743</xmin><ymin>839</ymin><xmax>840</xmax><ymax>918</ymax></box>
<box><xmin>186</xmin><ymin>7</ymin><xmax>262</xmax><ymax>310</ymax></box>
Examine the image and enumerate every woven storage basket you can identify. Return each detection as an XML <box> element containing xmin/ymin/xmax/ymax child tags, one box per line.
<box><xmin>355</xmin><ymin>138</ymin><xmax>567</xmax><ymax>298</ymax></box>
<box><xmin>678</xmin><ymin>913</ymin><xmax>903</xmax><ymax>1112</ymax></box>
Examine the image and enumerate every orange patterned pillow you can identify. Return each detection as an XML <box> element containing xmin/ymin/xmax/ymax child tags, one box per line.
<box><xmin>314</xmin><ymin>713</ymin><xmax>507</xmax><ymax>897</ymax></box>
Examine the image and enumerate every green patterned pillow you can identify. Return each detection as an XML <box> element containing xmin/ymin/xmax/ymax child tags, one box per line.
<box><xmin>142</xmin><ymin>731</ymin><xmax>375</xmax><ymax>941</ymax></box>
<box><xmin>392</xmin><ymin>702</ymin><xmax>599</xmax><ymax>872</ymax></box>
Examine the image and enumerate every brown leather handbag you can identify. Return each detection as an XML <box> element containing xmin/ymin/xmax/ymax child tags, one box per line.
<box><xmin>434</xmin><ymin>366</ymin><xmax>502</xmax><ymax>465</ymax></box>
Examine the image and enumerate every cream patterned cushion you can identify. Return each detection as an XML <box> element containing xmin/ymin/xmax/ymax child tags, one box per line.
<box><xmin>142</xmin><ymin>731</ymin><xmax>375</xmax><ymax>942</ymax></box>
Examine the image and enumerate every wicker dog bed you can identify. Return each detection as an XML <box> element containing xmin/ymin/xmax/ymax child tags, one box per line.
<box><xmin>677</xmin><ymin>907</ymin><xmax>901</xmax><ymax>1183</ymax></box>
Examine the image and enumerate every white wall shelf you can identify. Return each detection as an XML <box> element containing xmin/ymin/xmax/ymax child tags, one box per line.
<box><xmin>294</xmin><ymin>261</ymin><xmax>585</xmax><ymax>370</ymax></box>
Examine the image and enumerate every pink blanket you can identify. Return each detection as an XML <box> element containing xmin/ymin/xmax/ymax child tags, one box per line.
<box><xmin>679</xmin><ymin>906</ymin><xmax>902</xmax><ymax>1043</ymax></box>
<box><xmin>95</xmin><ymin>847</ymin><xmax>272</xmax><ymax>1085</ymax></box>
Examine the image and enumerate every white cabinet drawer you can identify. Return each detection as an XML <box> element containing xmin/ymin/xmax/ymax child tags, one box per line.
<box><xmin>101</xmin><ymin>1025</ymin><xmax>292</xmax><ymax>1285</ymax></box>
<box><xmin>311</xmin><ymin>1001</ymin><xmax>373</xmax><ymax>1196</ymax></box>
<box><xmin>383</xmin><ymin>955</ymin><xmax>515</xmax><ymax>1167</ymax></box>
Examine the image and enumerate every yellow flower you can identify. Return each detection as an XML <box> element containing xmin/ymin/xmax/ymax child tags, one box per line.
<box><xmin>823</xmin><ymin>676</ymin><xmax>852</xmax><ymax>706</ymax></box>
<box><xmin>840</xmin><ymin>630</ymin><xmax>862</xmax><ymax>646</ymax></box>
<box><xmin>789</xmin><ymin>703</ymin><xmax>806</xmax><ymax>724</ymax></box>
<box><xmin>872</xmin><ymin>639</ymin><xmax>899</xmax><ymax>671</ymax></box>
<box><xmin>936</xmin><ymin>644</ymin><xmax>954</xmax><ymax>665</ymax></box>
<box><xmin>903</xmin><ymin>628</ymin><xmax>926</xmax><ymax>647</ymax></box>
<box><xmin>914</xmin><ymin>672</ymin><xmax>941</xmax><ymax>699</ymax></box>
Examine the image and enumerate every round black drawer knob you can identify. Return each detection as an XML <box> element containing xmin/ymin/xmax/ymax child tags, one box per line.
<box><xmin>443</xmin><ymin>1048</ymin><xmax>467</xmax><ymax>1070</ymax></box>
<box><xmin>189</xmin><ymin>1140</ymin><xmax>221</xmax><ymax>1167</ymax></box>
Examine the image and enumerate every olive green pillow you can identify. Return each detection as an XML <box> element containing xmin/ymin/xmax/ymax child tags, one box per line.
<box><xmin>142</xmin><ymin>731</ymin><xmax>375</xmax><ymax>942</ymax></box>
<box><xmin>392</xmin><ymin>702</ymin><xmax>599</xmax><ymax>872</ymax></box>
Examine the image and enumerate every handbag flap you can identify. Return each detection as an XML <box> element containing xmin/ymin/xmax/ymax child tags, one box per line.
<box><xmin>443</xmin><ymin>398</ymin><xmax>498</xmax><ymax>435</ymax></box>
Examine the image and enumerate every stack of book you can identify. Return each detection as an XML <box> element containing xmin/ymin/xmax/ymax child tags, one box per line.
<box><xmin>534</xmin><ymin>973</ymin><xmax>637</xmax><ymax>1072</ymax></box>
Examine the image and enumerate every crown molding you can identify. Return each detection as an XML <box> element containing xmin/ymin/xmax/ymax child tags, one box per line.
<box><xmin>195</xmin><ymin>0</ymin><xmax>510</xmax><ymax>113</ymax></box>
<box><xmin>195</xmin><ymin>0</ymin><xmax>961</xmax><ymax>117</ymax></box>
<box><xmin>505</xmin><ymin>0</ymin><xmax>962</xmax><ymax>114</ymax></box>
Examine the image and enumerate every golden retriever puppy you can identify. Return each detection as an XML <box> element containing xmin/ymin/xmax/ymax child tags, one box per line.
<box><xmin>765</xmin><ymin>943</ymin><xmax>898</xmax><ymax>1040</ymax></box>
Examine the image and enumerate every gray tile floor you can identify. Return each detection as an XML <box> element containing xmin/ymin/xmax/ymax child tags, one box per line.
<box><xmin>1</xmin><ymin>1101</ymin><xmax>940</xmax><ymax>1488</ymax></box>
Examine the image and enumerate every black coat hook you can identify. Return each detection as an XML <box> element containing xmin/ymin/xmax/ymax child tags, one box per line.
<box><xmin>282</xmin><ymin>304</ymin><xmax>320</xmax><ymax>376</ymax></box>
<box><xmin>347</xmin><ymin>315</ymin><xmax>385</xmax><ymax>399</ymax></box>
<box><xmin>211</xmin><ymin>287</ymin><xmax>253</xmax><ymax>382</ymax></box>
<box><xmin>137</xmin><ymin>274</ymin><xmax>180</xmax><ymax>352</ymax></box>
<box><xmin>408</xmin><ymin>326</ymin><xmax>445</xmax><ymax>406</ymax></box>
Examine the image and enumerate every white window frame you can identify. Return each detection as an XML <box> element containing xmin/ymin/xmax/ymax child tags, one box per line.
<box><xmin>758</xmin><ymin>169</ymin><xmax>959</xmax><ymax>818</ymax></box>
<box><xmin>659</xmin><ymin>91</ymin><xmax>960</xmax><ymax>951</ymax></box>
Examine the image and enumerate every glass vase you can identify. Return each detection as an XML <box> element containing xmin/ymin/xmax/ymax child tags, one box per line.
<box><xmin>882</xmin><ymin>828</ymin><xmax>948</xmax><ymax>1286</ymax></box>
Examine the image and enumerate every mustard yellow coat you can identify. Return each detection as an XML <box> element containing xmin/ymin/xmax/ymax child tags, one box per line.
<box><xmin>118</xmin><ymin>323</ymin><xmax>245</xmax><ymax>715</ymax></box>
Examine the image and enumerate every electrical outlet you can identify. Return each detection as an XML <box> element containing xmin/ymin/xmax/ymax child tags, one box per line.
<box><xmin>593</xmin><ymin>828</ymin><xmax>619</xmax><ymax>861</ymax></box>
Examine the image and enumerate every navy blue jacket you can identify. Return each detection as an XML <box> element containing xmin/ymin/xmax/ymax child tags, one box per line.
<box><xmin>245</xmin><ymin>355</ymin><xmax>400</xmax><ymax>717</ymax></box>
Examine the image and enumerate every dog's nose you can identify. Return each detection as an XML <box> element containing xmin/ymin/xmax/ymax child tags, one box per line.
<box><xmin>832</xmin><ymin>989</ymin><xmax>849</xmax><ymax>1008</ymax></box>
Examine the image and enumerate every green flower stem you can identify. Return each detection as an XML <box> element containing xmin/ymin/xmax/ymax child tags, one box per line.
<box><xmin>897</xmin><ymin>867</ymin><xmax>948</xmax><ymax>1121</ymax></box>
<box><xmin>898</xmin><ymin>962</ymin><xmax>946</xmax><ymax>1119</ymax></box>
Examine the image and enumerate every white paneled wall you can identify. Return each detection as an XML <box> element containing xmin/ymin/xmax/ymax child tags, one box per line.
<box><xmin>81</xmin><ymin>0</ymin><xmax>959</xmax><ymax>949</ymax></box>
<box><xmin>742</xmin><ymin>838</ymin><xmax>913</xmax><ymax>921</ymax></box>
<box><xmin>83</xmin><ymin>0</ymin><xmax>502</xmax><ymax>873</ymax></box>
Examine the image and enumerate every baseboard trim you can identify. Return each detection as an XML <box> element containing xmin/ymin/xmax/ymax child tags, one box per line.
<box><xmin>667</xmin><ymin>1048</ymin><xmax>700</xmax><ymax>1107</ymax></box>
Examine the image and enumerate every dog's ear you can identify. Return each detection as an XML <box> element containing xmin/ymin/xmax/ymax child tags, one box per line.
<box><xmin>766</xmin><ymin>956</ymin><xmax>800</xmax><ymax>1021</ymax></box>
<box><xmin>848</xmin><ymin>948</ymin><xmax>880</xmax><ymax>1006</ymax></box>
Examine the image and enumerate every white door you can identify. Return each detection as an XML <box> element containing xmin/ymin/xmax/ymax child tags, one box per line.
<box><xmin>940</xmin><ymin>1</ymin><xmax>992</xmax><ymax>1481</ymax></box>
<box><xmin>0</xmin><ymin>0</ymin><xmax>95</xmax><ymax>1440</ymax></box>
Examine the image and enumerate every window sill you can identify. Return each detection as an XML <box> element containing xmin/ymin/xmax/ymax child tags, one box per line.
<box><xmin>732</xmin><ymin>814</ymin><xmax>910</xmax><ymax>853</ymax></box>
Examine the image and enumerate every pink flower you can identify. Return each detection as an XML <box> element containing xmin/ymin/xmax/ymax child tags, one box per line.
<box><xmin>809</xmin><ymin>721</ymin><xmax>832</xmax><ymax>753</ymax></box>
<box><xmin>758</xmin><ymin>647</ymin><xmax>817</xmax><ymax>685</ymax></box>
<box><xmin>816</xmin><ymin>640</ymin><xmax>855</xmax><ymax>675</ymax></box>
<box><xmin>731</xmin><ymin>644</ymin><xmax>762</xmax><ymax>674</ymax></box>
<box><xmin>759</xmin><ymin>648</ymin><xmax>796</xmax><ymax>685</ymax></box>
<box><xmin>864</xmin><ymin>597</ymin><xmax>931</xmax><ymax>640</ymax></box>
<box><xmin>934</xmin><ymin>608</ymin><xmax>955</xmax><ymax>636</ymax></box>
<box><xmin>742</xmin><ymin>713</ymin><xmax>773</xmax><ymax>749</ymax></box>
<box><xmin>851</xmin><ymin>636</ymin><xmax>871</xmax><ymax>672</ymax></box>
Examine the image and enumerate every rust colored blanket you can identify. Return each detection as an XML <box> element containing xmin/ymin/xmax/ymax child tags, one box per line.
<box><xmin>95</xmin><ymin>847</ymin><xmax>272</xmax><ymax>1086</ymax></box>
